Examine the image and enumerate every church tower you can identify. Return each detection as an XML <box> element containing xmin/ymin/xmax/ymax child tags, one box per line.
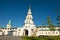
<box><xmin>23</xmin><ymin>5</ymin><xmax>36</xmax><ymax>29</ymax></box>
<box><xmin>6</xmin><ymin>20</ymin><xmax>12</xmax><ymax>29</ymax></box>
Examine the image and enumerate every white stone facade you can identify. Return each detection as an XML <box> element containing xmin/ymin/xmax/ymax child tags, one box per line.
<box><xmin>0</xmin><ymin>6</ymin><xmax>60</xmax><ymax>36</ymax></box>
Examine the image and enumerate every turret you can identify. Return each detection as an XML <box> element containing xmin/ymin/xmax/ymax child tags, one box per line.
<box><xmin>6</xmin><ymin>20</ymin><xmax>12</xmax><ymax>29</ymax></box>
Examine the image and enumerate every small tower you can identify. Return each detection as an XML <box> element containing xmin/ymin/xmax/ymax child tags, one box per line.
<box><xmin>23</xmin><ymin>5</ymin><xmax>36</xmax><ymax>29</ymax></box>
<box><xmin>6</xmin><ymin>20</ymin><xmax>12</xmax><ymax>29</ymax></box>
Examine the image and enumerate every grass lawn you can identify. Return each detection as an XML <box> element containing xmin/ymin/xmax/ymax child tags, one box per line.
<box><xmin>22</xmin><ymin>36</ymin><xmax>60</xmax><ymax>40</ymax></box>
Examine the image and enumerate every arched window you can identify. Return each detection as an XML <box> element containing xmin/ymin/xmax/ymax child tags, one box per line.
<box><xmin>56</xmin><ymin>32</ymin><xmax>58</xmax><ymax>34</ymax></box>
<box><xmin>19</xmin><ymin>29</ymin><xmax>21</xmax><ymax>31</ymax></box>
<box><xmin>31</xmin><ymin>29</ymin><xmax>33</xmax><ymax>31</ymax></box>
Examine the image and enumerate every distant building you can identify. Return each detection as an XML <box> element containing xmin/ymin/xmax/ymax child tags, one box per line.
<box><xmin>0</xmin><ymin>6</ymin><xmax>60</xmax><ymax>36</ymax></box>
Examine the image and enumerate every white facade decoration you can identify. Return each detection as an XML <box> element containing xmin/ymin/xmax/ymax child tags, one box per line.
<box><xmin>0</xmin><ymin>6</ymin><xmax>60</xmax><ymax>36</ymax></box>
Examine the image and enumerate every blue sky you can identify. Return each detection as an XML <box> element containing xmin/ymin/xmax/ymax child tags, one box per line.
<box><xmin>0</xmin><ymin>0</ymin><xmax>60</xmax><ymax>28</ymax></box>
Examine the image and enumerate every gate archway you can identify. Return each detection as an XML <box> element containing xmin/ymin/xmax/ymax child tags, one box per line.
<box><xmin>24</xmin><ymin>29</ymin><xmax>28</xmax><ymax>36</ymax></box>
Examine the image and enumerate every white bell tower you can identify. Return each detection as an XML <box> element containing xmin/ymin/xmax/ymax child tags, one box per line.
<box><xmin>23</xmin><ymin>5</ymin><xmax>36</xmax><ymax>29</ymax></box>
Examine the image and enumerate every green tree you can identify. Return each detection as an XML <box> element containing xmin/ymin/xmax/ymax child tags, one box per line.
<box><xmin>56</xmin><ymin>10</ymin><xmax>60</xmax><ymax>26</ymax></box>
<box><xmin>47</xmin><ymin>16</ymin><xmax>51</xmax><ymax>26</ymax></box>
<box><xmin>47</xmin><ymin>16</ymin><xmax>55</xmax><ymax>31</ymax></box>
<box><xmin>58</xmin><ymin>28</ymin><xmax>60</xmax><ymax>31</ymax></box>
<box><xmin>57</xmin><ymin>15</ymin><xmax>60</xmax><ymax>26</ymax></box>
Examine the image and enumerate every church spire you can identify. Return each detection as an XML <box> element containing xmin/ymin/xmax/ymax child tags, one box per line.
<box><xmin>27</xmin><ymin>5</ymin><xmax>31</xmax><ymax>15</ymax></box>
<box><xmin>28</xmin><ymin>4</ymin><xmax>31</xmax><ymax>9</ymax></box>
<box><xmin>6</xmin><ymin>19</ymin><xmax>12</xmax><ymax>28</ymax></box>
<box><xmin>8</xmin><ymin>19</ymin><xmax>11</xmax><ymax>25</ymax></box>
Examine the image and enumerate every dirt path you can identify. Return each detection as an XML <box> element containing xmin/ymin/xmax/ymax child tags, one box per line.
<box><xmin>0</xmin><ymin>36</ymin><xmax>22</xmax><ymax>40</ymax></box>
